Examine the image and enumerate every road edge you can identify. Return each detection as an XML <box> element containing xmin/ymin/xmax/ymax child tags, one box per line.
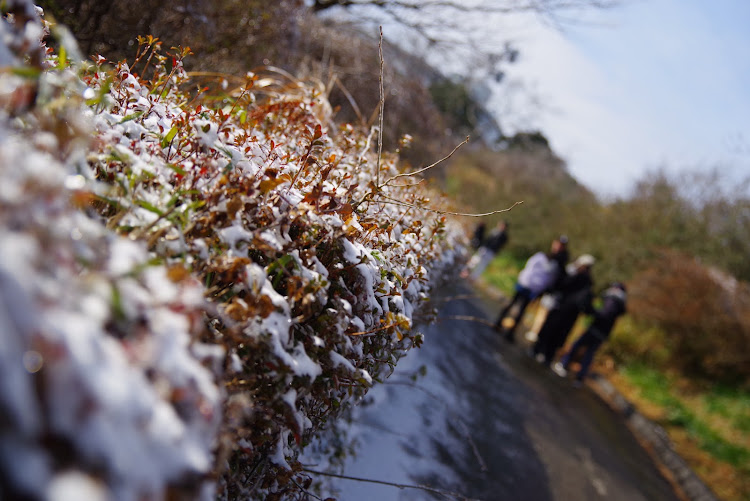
<box><xmin>586</xmin><ymin>374</ymin><xmax>720</xmax><ymax>501</ymax></box>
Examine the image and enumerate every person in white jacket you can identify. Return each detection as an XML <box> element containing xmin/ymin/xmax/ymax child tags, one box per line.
<box><xmin>493</xmin><ymin>238</ymin><xmax>565</xmax><ymax>343</ymax></box>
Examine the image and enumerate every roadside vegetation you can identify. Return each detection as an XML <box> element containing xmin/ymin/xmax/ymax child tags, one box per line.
<box><xmin>608</xmin><ymin>364</ymin><xmax>750</xmax><ymax>501</ymax></box>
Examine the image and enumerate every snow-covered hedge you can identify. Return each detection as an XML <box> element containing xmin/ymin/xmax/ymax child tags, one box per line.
<box><xmin>0</xmin><ymin>3</ymin><xmax>465</xmax><ymax>499</ymax></box>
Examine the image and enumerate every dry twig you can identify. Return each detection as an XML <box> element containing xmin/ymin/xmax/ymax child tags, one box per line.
<box><xmin>303</xmin><ymin>468</ymin><xmax>482</xmax><ymax>501</ymax></box>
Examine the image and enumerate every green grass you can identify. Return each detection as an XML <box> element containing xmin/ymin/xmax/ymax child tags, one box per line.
<box><xmin>482</xmin><ymin>252</ymin><xmax>524</xmax><ymax>296</ymax></box>
<box><xmin>622</xmin><ymin>363</ymin><xmax>750</xmax><ymax>471</ymax></box>
<box><xmin>703</xmin><ymin>385</ymin><xmax>750</xmax><ymax>433</ymax></box>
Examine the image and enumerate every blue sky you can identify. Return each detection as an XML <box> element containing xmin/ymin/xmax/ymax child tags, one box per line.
<box><xmin>325</xmin><ymin>0</ymin><xmax>750</xmax><ymax>198</ymax></box>
<box><xmin>495</xmin><ymin>0</ymin><xmax>750</xmax><ymax>198</ymax></box>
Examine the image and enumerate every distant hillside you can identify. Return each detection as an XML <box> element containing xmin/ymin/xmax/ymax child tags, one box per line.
<box><xmin>36</xmin><ymin>0</ymin><xmax>501</xmax><ymax>172</ymax></box>
<box><xmin>441</xmin><ymin>132</ymin><xmax>598</xmax><ymax>258</ymax></box>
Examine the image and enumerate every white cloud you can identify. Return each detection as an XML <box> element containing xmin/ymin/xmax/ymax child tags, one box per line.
<box><xmin>488</xmin><ymin>0</ymin><xmax>750</xmax><ymax>197</ymax></box>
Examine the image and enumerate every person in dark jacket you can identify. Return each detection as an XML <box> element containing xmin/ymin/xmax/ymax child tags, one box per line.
<box><xmin>461</xmin><ymin>220</ymin><xmax>509</xmax><ymax>279</ymax></box>
<box><xmin>553</xmin><ymin>282</ymin><xmax>627</xmax><ymax>382</ymax></box>
<box><xmin>531</xmin><ymin>254</ymin><xmax>595</xmax><ymax>366</ymax></box>
<box><xmin>525</xmin><ymin>235</ymin><xmax>570</xmax><ymax>341</ymax></box>
<box><xmin>548</xmin><ymin>234</ymin><xmax>570</xmax><ymax>291</ymax></box>
<box><xmin>470</xmin><ymin>222</ymin><xmax>487</xmax><ymax>250</ymax></box>
<box><xmin>493</xmin><ymin>237</ymin><xmax>565</xmax><ymax>342</ymax></box>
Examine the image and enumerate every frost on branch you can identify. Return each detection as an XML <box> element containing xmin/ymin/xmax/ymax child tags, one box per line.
<box><xmin>0</xmin><ymin>3</ymin><xmax>465</xmax><ymax>499</ymax></box>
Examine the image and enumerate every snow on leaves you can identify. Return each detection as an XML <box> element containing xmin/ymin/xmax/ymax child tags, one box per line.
<box><xmin>0</xmin><ymin>3</ymin><xmax>465</xmax><ymax>499</ymax></box>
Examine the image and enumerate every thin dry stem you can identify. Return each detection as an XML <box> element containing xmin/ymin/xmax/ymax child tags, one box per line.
<box><xmin>348</xmin><ymin>320</ymin><xmax>402</xmax><ymax>337</ymax></box>
<box><xmin>439</xmin><ymin>314</ymin><xmax>496</xmax><ymax>327</ymax></box>
<box><xmin>381</xmin><ymin>136</ymin><xmax>469</xmax><ymax>187</ymax></box>
<box><xmin>333</xmin><ymin>75</ymin><xmax>366</xmax><ymax>126</ymax></box>
<box><xmin>376</xmin><ymin>26</ymin><xmax>385</xmax><ymax>189</ymax></box>
<box><xmin>303</xmin><ymin>468</ymin><xmax>481</xmax><ymax>501</ymax></box>
<box><xmin>374</xmin><ymin>194</ymin><xmax>524</xmax><ymax>217</ymax></box>
<box><xmin>387</xmin><ymin>179</ymin><xmax>425</xmax><ymax>188</ymax></box>
<box><xmin>357</xmin><ymin>126</ymin><xmax>377</xmax><ymax>166</ymax></box>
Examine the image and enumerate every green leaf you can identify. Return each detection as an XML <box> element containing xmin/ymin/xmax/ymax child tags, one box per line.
<box><xmin>111</xmin><ymin>284</ymin><xmax>125</xmax><ymax>321</ymax></box>
<box><xmin>166</xmin><ymin>193</ymin><xmax>182</xmax><ymax>208</ymax></box>
<box><xmin>10</xmin><ymin>67</ymin><xmax>41</xmax><ymax>79</ymax></box>
<box><xmin>187</xmin><ymin>199</ymin><xmax>206</xmax><ymax>210</ymax></box>
<box><xmin>57</xmin><ymin>45</ymin><xmax>67</xmax><ymax>69</ymax></box>
<box><xmin>165</xmin><ymin>163</ymin><xmax>186</xmax><ymax>175</ymax></box>
<box><xmin>161</xmin><ymin>126</ymin><xmax>178</xmax><ymax>148</ymax></box>
<box><xmin>119</xmin><ymin>111</ymin><xmax>144</xmax><ymax>123</ymax></box>
<box><xmin>267</xmin><ymin>254</ymin><xmax>298</xmax><ymax>288</ymax></box>
<box><xmin>135</xmin><ymin>199</ymin><xmax>164</xmax><ymax>216</ymax></box>
<box><xmin>94</xmin><ymin>194</ymin><xmax>123</xmax><ymax>209</ymax></box>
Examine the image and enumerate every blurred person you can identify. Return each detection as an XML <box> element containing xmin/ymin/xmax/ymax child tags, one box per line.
<box><xmin>553</xmin><ymin>282</ymin><xmax>627</xmax><ymax>384</ymax></box>
<box><xmin>470</xmin><ymin>221</ymin><xmax>487</xmax><ymax>250</ymax></box>
<box><xmin>525</xmin><ymin>235</ymin><xmax>570</xmax><ymax>342</ymax></box>
<box><xmin>531</xmin><ymin>254</ymin><xmax>596</xmax><ymax>366</ymax></box>
<box><xmin>461</xmin><ymin>220</ymin><xmax>509</xmax><ymax>280</ymax></box>
<box><xmin>525</xmin><ymin>293</ymin><xmax>557</xmax><ymax>343</ymax></box>
<box><xmin>493</xmin><ymin>237</ymin><xmax>565</xmax><ymax>343</ymax></box>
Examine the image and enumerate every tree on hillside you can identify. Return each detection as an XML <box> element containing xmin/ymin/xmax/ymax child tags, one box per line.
<box><xmin>37</xmin><ymin>0</ymin><xmax>622</xmax><ymax>181</ymax></box>
<box><xmin>39</xmin><ymin>0</ymin><xmax>506</xmax><ymax>166</ymax></box>
<box><xmin>441</xmin><ymin>137</ymin><xmax>598</xmax><ymax>261</ymax></box>
<box><xmin>311</xmin><ymin>0</ymin><xmax>621</xmax><ymax>22</ymax></box>
<box><xmin>310</xmin><ymin>0</ymin><xmax>624</xmax><ymax>156</ymax></box>
<box><xmin>311</xmin><ymin>0</ymin><xmax>620</xmax><ymax>90</ymax></box>
<box><xmin>594</xmin><ymin>169</ymin><xmax>750</xmax><ymax>283</ymax></box>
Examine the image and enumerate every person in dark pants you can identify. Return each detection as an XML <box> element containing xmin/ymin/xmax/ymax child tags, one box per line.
<box><xmin>554</xmin><ymin>282</ymin><xmax>627</xmax><ymax>382</ymax></box>
<box><xmin>494</xmin><ymin>238</ymin><xmax>565</xmax><ymax>343</ymax></box>
<box><xmin>525</xmin><ymin>235</ymin><xmax>570</xmax><ymax>341</ymax></box>
<box><xmin>531</xmin><ymin>254</ymin><xmax>595</xmax><ymax>366</ymax></box>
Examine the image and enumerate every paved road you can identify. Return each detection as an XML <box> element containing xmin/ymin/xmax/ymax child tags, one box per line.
<box><xmin>327</xmin><ymin>282</ymin><xmax>682</xmax><ymax>501</ymax></box>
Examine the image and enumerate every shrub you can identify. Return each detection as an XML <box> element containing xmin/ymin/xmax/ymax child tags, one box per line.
<box><xmin>628</xmin><ymin>250</ymin><xmax>750</xmax><ymax>384</ymax></box>
<box><xmin>0</xmin><ymin>5</ymin><xmax>465</xmax><ymax>499</ymax></box>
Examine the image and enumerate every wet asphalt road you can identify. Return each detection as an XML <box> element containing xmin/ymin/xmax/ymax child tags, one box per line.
<box><xmin>328</xmin><ymin>282</ymin><xmax>681</xmax><ymax>501</ymax></box>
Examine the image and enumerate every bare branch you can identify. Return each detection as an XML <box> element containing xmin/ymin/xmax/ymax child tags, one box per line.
<box><xmin>312</xmin><ymin>0</ymin><xmax>622</xmax><ymax>48</ymax></box>
<box><xmin>381</xmin><ymin>136</ymin><xmax>469</xmax><ymax>187</ymax></box>
<box><xmin>374</xmin><ymin>194</ymin><xmax>524</xmax><ymax>217</ymax></box>
<box><xmin>430</xmin><ymin>294</ymin><xmax>485</xmax><ymax>303</ymax></box>
<box><xmin>313</xmin><ymin>0</ymin><xmax>620</xmax><ymax>13</ymax></box>
<box><xmin>348</xmin><ymin>320</ymin><xmax>402</xmax><ymax>336</ymax></box>
<box><xmin>303</xmin><ymin>468</ymin><xmax>482</xmax><ymax>501</ymax></box>
<box><xmin>376</xmin><ymin>26</ymin><xmax>385</xmax><ymax>188</ymax></box>
<box><xmin>387</xmin><ymin>179</ymin><xmax>425</xmax><ymax>188</ymax></box>
<box><xmin>439</xmin><ymin>314</ymin><xmax>496</xmax><ymax>327</ymax></box>
<box><xmin>289</xmin><ymin>476</ymin><xmax>324</xmax><ymax>501</ymax></box>
<box><xmin>333</xmin><ymin>75</ymin><xmax>366</xmax><ymax>126</ymax></box>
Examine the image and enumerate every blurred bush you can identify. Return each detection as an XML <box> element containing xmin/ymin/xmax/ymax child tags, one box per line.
<box><xmin>627</xmin><ymin>250</ymin><xmax>750</xmax><ymax>384</ymax></box>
